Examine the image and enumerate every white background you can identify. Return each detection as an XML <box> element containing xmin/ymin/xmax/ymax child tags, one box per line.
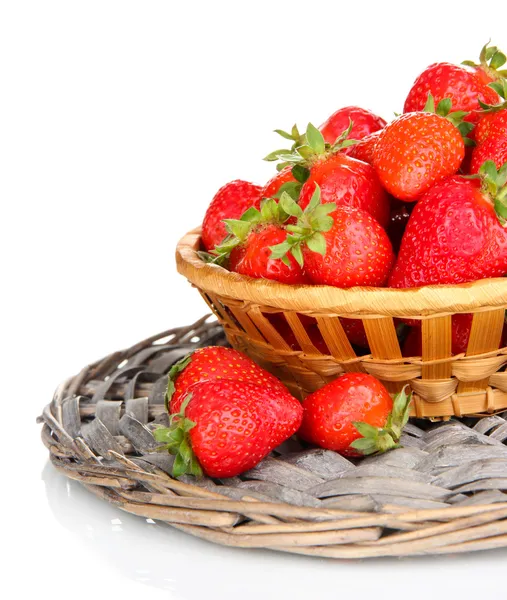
<box><xmin>3</xmin><ymin>1</ymin><xmax>507</xmax><ymax>598</ymax></box>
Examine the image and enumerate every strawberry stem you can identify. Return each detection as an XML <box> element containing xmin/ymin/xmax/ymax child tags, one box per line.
<box><xmin>350</xmin><ymin>386</ymin><xmax>413</xmax><ymax>456</ymax></box>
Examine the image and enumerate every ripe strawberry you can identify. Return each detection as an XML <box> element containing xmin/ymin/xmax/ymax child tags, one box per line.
<box><xmin>155</xmin><ymin>379</ymin><xmax>303</xmax><ymax>478</ymax></box>
<box><xmin>469</xmin><ymin>81</ymin><xmax>507</xmax><ymax>173</ymax></box>
<box><xmin>265</xmin><ymin>122</ymin><xmax>390</xmax><ymax>227</ymax></box>
<box><xmin>262</xmin><ymin>166</ymin><xmax>297</xmax><ymax>199</ymax></box>
<box><xmin>403</xmin><ymin>43</ymin><xmax>505</xmax><ymax>124</ymax></box>
<box><xmin>299</xmin><ymin>374</ymin><xmax>412</xmax><ymax>457</ymax></box>
<box><xmin>389</xmin><ymin>165</ymin><xmax>507</xmax><ymax>288</ymax></box>
<box><xmin>474</xmin><ymin>108</ymin><xmax>507</xmax><ymax>145</ymax></box>
<box><xmin>268</xmin><ymin>314</ymin><xmax>368</xmax><ymax>352</ymax></box>
<box><xmin>300</xmin><ymin>207</ymin><xmax>394</xmax><ymax>288</ymax></box>
<box><xmin>167</xmin><ymin>346</ymin><xmax>288</xmax><ymax>414</ymax></box>
<box><xmin>348</xmin><ymin>129</ymin><xmax>382</xmax><ymax>164</ymax></box>
<box><xmin>341</xmin><ymin>318</ymin><xmax>369</xmax><ymax>349</ymax></box>
<box><xmin>471</xmin><ymin>135</ymin><xmax>507</xmax><ymax>174</ymax></box>
<box><xmin>299</xmin><ymin>152</ymin><xmax>390</xmax><ymax>228</ymax></box>
<box><xmin>229</xmin><ymin>223</ymin><xmax>310</xmax><ymax>284</ymax></box>
<box><xmin>319</xmin><ymin>106</ymin><xmax>386</xmax><ymax>146</ymax></box>
<box><xmin>373</xmin><ymin>99</ymin><xmax>465</xmax><ymax>201</ymax></box>
<box><xmin>270</xmin><ymin>187</ymin><xmax>394</xmax><ymax>288</ymax></box>
<box><xmin>402</xmin><ymin>314</ymin><xmax>474</xmax><ymax>357</ymax></box>
<box><xmin>201</xmin><ymin>180</ymin><xmax>262</xmax><ymax>251</ymax></box>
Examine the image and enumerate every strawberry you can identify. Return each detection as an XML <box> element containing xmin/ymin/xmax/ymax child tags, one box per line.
<box><xmin>265</xmin><ymin>123</ymin><xmax>390</xmax><ymax>227</ymax></box>
<box><xmin>298</xmin><ymin>152</ymin><xmax>390</xmax><ymax>228</ymax></box>
<box><xmin>471</xmin><ymin>135</ymin><xmax>507</xmax><ymax>174</ymax></box>
<box><xmin>270</xmin><ymin>186</ymin><xmax>394</xmax><ymax>288</ymax></box>
<box><xmin>228</xmin><ymin>223</ymin><xmax>310</xmax><ymax>284</ymax></box>
<box><xmin>319</xmin><ymin>106</ymin><xmax>386</xmax><ymax>147</ymax></box>
<box><xmin>202</xmin><ymin>197</ymin><xmax>311</xmax><ymax>284</ymax></box>
<box><xmin>469</xmin><ymin>80</ymin><xmax>507</xmax><ymax>173</ymax></box>
<box><xmin>402</xmin><ymin>314</ymin><xmax>474</xmax><ymax>357</ymax></box>
<box><xmin>373</xmin><ymin>96</ymin><xmax>465</xmax><ymax>201</ymax></box>
<box><xmin>167</xmin><ymin>346</ymin><xmax>288</xmax><ymax>414</ymax></box>
<box><xmin>347</xmin><ymin>129</ymin><xmax>382</xmax><ymax>164</ymax></box>
<box><xmin>474</xmin><ymin>108</ymin><xmax>507</xmax><ymax>145</ymax></box>
<box><xmin>201</xmin><ymin>180</ymin><xmax>262</xmax><ymax>251</ymax></box>
<box><xmin>389</xmin><ymin>163</ymin><xmax>507</xmax><ymax>289</ymax></box>
<box><xmin>404</xmin><ymin>42</ymin><xmax>505</xmax><ymax>124</ymax></box>
<box><xmin>299</xmin><ymin>374</ymin><xmax>412</xmax><ymax>457</ymax></box>
<box><xmin>262</xmin><ymin>166</ymin><xmax>297</xmax><ymax>199</ymax></box>
<box><xmin>155</xmin><ymin>379</ymin><xmax>303</xmax><ymax>478</ymax></box>
<box><xmin>268</xmin><ymin>314</ymin><xmax>368</xmax><ymax>352</ymax></box>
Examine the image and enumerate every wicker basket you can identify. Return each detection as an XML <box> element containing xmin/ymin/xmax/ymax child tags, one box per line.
<box><xmin>38</xmin><ymin>317</ymin><xmax>507</xmax><ymax>559</ymax></box>
<box><xmin>176</xmin><ymin>228</ymin><xmax>507</xmax><ymax>420</ymax></box>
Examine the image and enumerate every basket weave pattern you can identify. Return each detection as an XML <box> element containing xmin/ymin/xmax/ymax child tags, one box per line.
<box><xmin>176</xmin><ymin>228</ymin><xmax>507</xmax><ymax>419</ymax></box>
<box><xmin>38</xmin><ymin>318</ymin><xmax>507</xmax><ymax>558</ymax></box>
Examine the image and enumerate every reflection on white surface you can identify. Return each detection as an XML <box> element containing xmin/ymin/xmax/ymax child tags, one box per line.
<box><xmin>41</xmin><ymin>461</ymin><xmax>507</xmax><ymax>599</ymax></box>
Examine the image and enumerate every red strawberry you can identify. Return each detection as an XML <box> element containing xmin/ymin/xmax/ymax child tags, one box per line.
<box><xmin>471</xmin><ymin>136</ymin><xmax>507</xmax><ymax>174</ymax></box>
<box><xmin>201</xmin><ymin>180</ymin><xmax>262</xmax><ymax>251</ymax></box>
<box><xmin>402</xmin><ymin>314</ymin><xmax>474</xmax><ymax>357</ymax></box>
<box><xmin>302</xmin><ymin>206</ymin><xmax>394</xmax><ymax>287</ymax></box>
<box><xmin>299</xmin><ymin>373</ymin><xmax>411</xmax><ymax>457</ymax></box>
<box><xmin>403</xmin><ymin>43</ymin><xmax>505</xmax><ymax>124</ymax></box>
<box><xmin>167</xmin><ymin>346</ymin><xmax>288</xmax><ymax>414</ymax></box>
<box><xmin>348</xmin><ymin>129</ymin><xmax>382</xmax><ymax>164</ymax></box>
<box><xmin>319</xmin><ymin>106</ymin><xmax>386</xmax><ymax>146</ymax></box>
<box><xmin>155</xmin><ymin>379</ymin><xmax>303</xmax><ymax>478</ymax></box>
<box><xmin>341</xmin><ymin>318</ymin><xmax>369</xmax><ymax>349</ymax></box>
<box><xmin>299</xmin><ymin>152</ymin><xmax>390</xmax><ymax>228</ymax></box>
<box><xmin>265</xmin><ymin>122</ymin><xmax>390</xmax><ymax>227</ymax></box>
<box><xmin>474</xmin><ymin>108</ymin><xmax>507</xmax><ymax>145</ymax></box>
<box><xmin>229</xmin><ymin>223</ymin><xmax>310</xmax><ymax>284</ymax></box>
<box><xmin>373</xmin><ymin>105</ymin><xmax>465</xmax><ymax>201</ymax></box>
<box><xmin>270</xmin><ymin>187</ymin><xmax>394</xmax><ymax>288</ymax></box>
<box><xmin>262</xmin><ymin>166</ymin><xmax>297</xmax><ymax>198</ymax></box>
<box><xmin>389</xmin><ymin>167</ymin><xmax>507</xmax><ymax>289</ymax></box>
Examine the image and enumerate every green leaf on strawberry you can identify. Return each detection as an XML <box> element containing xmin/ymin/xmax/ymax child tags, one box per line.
<box><xmin>154</xmin><ymin>394</ymin><xmax>204</xmax><ymax>478</ymax></box>
<box><xmin>350</xmin><ymin>385</ymin><xmax>413</xmax><ymax>456</ymax></box>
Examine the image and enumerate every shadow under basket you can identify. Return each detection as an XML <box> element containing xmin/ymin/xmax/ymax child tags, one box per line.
<box><xmin>176</xmin><ymin>228</ymin><xmax>507</xmax><ymax>420</ymax></box>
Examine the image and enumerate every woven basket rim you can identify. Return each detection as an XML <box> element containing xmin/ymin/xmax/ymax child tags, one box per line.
<box><xmin>176</xmin><ymin>228</ymin><xmax>507</xmax><ymax>317</ymax></box>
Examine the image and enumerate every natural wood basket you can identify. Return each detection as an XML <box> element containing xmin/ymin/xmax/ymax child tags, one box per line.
<box><xmin>38</xmin><ymin>317</ymin><xmax>507</xmax><ymax>559</ymax></box>
<box><xmin>176</xmin><ymin>228</ymin><xmax>507</xmax><ymax>420</ymax></box>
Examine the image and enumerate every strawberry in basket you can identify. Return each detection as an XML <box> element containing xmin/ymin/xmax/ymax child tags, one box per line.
<box><xmin>372</xmin><ymin>95</ymin><xmax>467</xmax><ymax>201</ymax></box>
<box><xmin>469</xmin><ymin>80</ymin><xmax>507</xmax><ymax>174</ymax></box>
<box><xmin>389</xmin><ymin>161</ymin><xmax>507</xmax><ymax>288</ymax></box>
<box><xmin>264</xmin><ymin>122</ymin><xmax>390</xmax><ymax>227</ymax></box>
<box><xmin>403</xmin><ymin>42</ymin><xmax>505</xmax><ymax>124</ymax></box>
<box><xmin>319</xmin><ymin>106</ymin><xmax>386</xmax><ymax>148</ymax></box>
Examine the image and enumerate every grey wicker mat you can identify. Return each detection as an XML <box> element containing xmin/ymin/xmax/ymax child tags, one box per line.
<box><xmin>38</xmin><ymin>316</ymin><xmax>507</xmax><ymax>558</ymax></box>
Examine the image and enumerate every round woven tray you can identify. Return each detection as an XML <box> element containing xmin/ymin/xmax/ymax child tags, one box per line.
<box><xmin>38</xmin><ymin>316</ymin><xmax>507</xmax><ymax>559</ymax></box>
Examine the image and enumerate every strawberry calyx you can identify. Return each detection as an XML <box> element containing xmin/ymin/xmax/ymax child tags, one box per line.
<box><xmin>199</xmin><ymin>196</ymin><xmax>293</xmax><ymax>265</ymax></box>
<box><xmin>264</xmin><ymin>122</ymin><xmax>357</xmax><ymax>179</ymax></box>
<box><xmin>349</xmin><ymin>386</ymin><xmax>413</xmax><ymax>456</ymax></box>
<box><xmin>269</xmin><ymin>184</ymin><xmax>336</xmax><ymax>267</ymax></box>
<box><xmin>477</xmin><ymin>160</ymin><xmax>507</xmax><ymax>225</ymax></box>
<box><xmin>423</xmin><ymin>93</ymin><xmax>474</xmax><ymax>144</ymax></box>
<box><xmin>153</xmin><ymin>394</ymin><xmax>203</xmax><ymax>478</ymax></box>
<box><xmin>478</xmin><ymin>79</ymin><xmax>507</xmax><ymax>113</ymax></box>
<box><xmin>463</xmin><ymin>41</ymin><xmax>507</xmax><ymax>82</ymax></box>
<box><xmin>164</xmin><ymin>353</ymin><xmax>193</xmax><ymax>412</ymax></box>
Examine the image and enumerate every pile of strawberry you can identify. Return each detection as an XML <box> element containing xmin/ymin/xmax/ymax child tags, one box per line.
<box><xmin>154</xmin><ymin>346</ymin><xmax>411</xmax><ymax>478</ymax></box>
<box><xmin>200</xmin><ymin>43</ymin><xmax>507</xmax><ymax>355</ymax></box>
